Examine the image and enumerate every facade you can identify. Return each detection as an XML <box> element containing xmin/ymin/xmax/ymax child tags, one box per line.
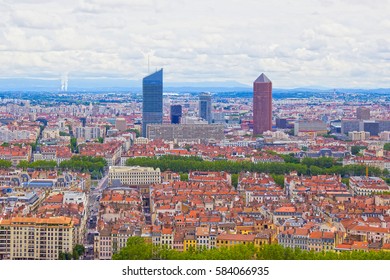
<box><xmin>342</xmin><ymin>120</ymin><xmax>390</xmax><ymax>135</ymax></box>
<box><xmin>356</xmin><ymin>107</ymin><xmax>370</xmax><ymax>120</ymax></box>
<box><xmin>341</xmin><ymin>119</ymin><xmax>360</xmax><ymax>135</ymax></box>
<box><xmin>349</xmin><ymin>176</ymin><xmax>390</xmax><ymax>196</ymax></box>
<box><xmin>294</xmin><ymin>120</ymin><xmax>327</xmax><ymax>136</ymax></box>
<box><xmin>170</xmin><ymin>105</ymin><xmax>182</xmax><ymax>124</ymax></box>
<box><xmin>75</xmin><ymin>126</ymin><xmax>102</xmax><ymax>140</ymax></box>
<box><xmin>253</xmin><ymin>73</ymin><xmax>272</xmax><ymax>135</ymax></box>
<box><xmin>0</xmin><ymin>217</ymin><xmax>74</xmax><ymax>260</ymax></box>
<box><xmin>146</xmin><ymin>124</ymin><xmax>224</xmax><ymax>142</ymax></box>
<box><xmin>108</xmin><ymin>166</ymin><xmax>161</xmax><ymax>186</ymax></box>
<box><xmin>199</xmin><ymin>92</ymin><xmax>212</xmax><ymax>124</ymax></box>
<box><xmin>142</xmin><ymin>69</ymin><xmax>163</xmax><ymax>137</ymax></box>
<box><xmin>349</xmin><ymin>131</ymin><xmax>370</xmax><ymax>141</ymax></box>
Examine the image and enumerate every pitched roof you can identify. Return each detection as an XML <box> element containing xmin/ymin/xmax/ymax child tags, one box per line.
<box><xmin>254</xmin><ymin>73</ymin><xmax>271</xmax><ymax>83</ymax></box>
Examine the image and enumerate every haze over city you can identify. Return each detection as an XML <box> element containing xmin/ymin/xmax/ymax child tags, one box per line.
<box><xmin>1</xmin><ymin>0</ymin><xmax>390</xmax><ymax>89</ymax></box>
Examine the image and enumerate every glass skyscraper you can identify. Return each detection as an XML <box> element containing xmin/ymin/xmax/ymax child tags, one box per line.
<box><xmin>142</xmin><ymin>69</ymin><xmax>163</xmax><ymax>137</ymax></box>
<box><xmin>199</xmin><ymin>92</ymin><xmax>212</xmax><ymax>124</ymax></box>
<box><xmin>170</xmin><ymin>105</ymin><xmax>182</xmax><ymax>124</ymax></box>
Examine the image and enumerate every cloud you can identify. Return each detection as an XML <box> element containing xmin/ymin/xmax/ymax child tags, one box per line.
<box><xmin>0</xmin><ymin>0</ymin><xmax>390</xmax><ymax>87</ymax></box>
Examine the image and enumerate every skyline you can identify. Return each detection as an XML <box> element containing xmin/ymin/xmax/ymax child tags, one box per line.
<box><xmin>0</xmin><ymin>0</ymin><xmax>390</xmax><ymax>88</ymax></box>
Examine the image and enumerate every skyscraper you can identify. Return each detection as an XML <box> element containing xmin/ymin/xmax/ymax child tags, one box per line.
<box><xmin>199</xmin><ymin>92</ymin><xmax>212</xmax><ymax>124</ymax></box>
<box><xmin>253</xmin><ymin>73</ymin><xmax>272</xmax><ymax>135</ymax></box>
<box><xmin>170</xmin><ymin>105</ymin><xmax>182</xmax><ymax>124</ymax></box>
<box><xmin>142</xmin><ymin>69</ymin><xmax>163</xmax><ymax>137</ymax></box>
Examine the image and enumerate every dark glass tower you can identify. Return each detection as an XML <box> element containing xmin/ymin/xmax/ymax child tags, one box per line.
<box><xmin>199</xmin><ymin>92</ymin><xmax>212</xmax><ymax>124</ymax></box>
<box><xmin>253</xmin><ymin>73</ymin><xmax>272</xmax><ymax>135</ymax></box>
<box><xmin>170</xmin><ymin>105</ymin><xmax>182</xmax><ymax>124</ymax></box>
<box><xmin>142</xmin><ymin>69</ymin><xmax>163</xmax><ymax>137</ymax></box>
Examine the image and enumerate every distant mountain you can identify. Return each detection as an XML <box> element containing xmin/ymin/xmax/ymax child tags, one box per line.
<box><xmin>0</xmin><ymin>78</ymin><xmax>389</xmax><ymax>95</ymax></box>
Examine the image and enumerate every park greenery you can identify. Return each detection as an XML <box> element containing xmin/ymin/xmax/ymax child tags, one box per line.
<box><xmin>17</xmin><ymin>160</ymin><xmax>57</xmax><ymax>170</ymax></box>
<box><xmin>15</xmin><ymin>157</ymin><xmax>106</xmax><ymax>179</ymax></box>
<box><xmin>60</xmin><ymin>156</ymin><xmax>107</xmax><ymax>179</ymax></box>
<box><xmin>384</xmin><ymin>143</ymin><xmax>390</xmax><ymax>151</ymax></box>
<box><xmin>126</xmin><ymin>155</ymin><xmax>387</xmax><ymax>178</ymax></box>
<box><xmin>113</xmin><ymin>236</ymin><xmax>390</xmax><ymax>260</ymax></box>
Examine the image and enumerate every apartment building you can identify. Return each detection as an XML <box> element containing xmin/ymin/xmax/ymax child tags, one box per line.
<box><xmin>0</xmin><ymin>217</ymin><xmax>74</xmax><ymax>260</ymax></box>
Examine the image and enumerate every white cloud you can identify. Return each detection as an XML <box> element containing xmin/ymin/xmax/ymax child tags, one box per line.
<box><xmin>0</xmin><ymin>0</ymin><xmax>389</xmax><ymax>87</ymax></box>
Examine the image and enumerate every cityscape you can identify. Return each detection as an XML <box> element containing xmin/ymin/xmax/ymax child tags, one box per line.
<box><xmin>0</xmin><ymin>68</ymin><xmax>389</xmax><ymax>260</ymax></box>
<box><xmin>0</xmin><ymin>0</ymin><xmax>390</xmax><ymax>263</ymax></box>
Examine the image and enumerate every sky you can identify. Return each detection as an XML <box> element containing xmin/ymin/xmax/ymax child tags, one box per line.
<box><xmin>0</xmin><ymin>0</ymin><xmax>390</xmax><ymax>88</ymax></box>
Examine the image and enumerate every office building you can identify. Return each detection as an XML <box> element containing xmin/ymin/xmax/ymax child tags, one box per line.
<box><xmin>0</xmin><ymin>217</ymin><xmax>74</xmax><ymax>260</ymax></box>
<box><xmin>276</xmin><ymin>118</ymin><xmax>288</xmax><ymax>129</ymax></box>
<box><xmin>142</xmin><ymin>69</ymin><xmax>163</xmax><ymax>137</ymax></box>
<box><xmin>146</xmin><ymin>123</ymin><xmax>224</xmax><ymax>143</ymax></box>
<box><xmin>170</xmin><ymin>105</ymin><xmax>182</xmax><ymax>124</ymax></box>
<box><xmin>199</xmin><ymin>92</ymin><xmax>212</xmax><ymax>124</ymax></box>
<box><xmin>108</xmin><ymin>166</ymin><xmax>161</xmax><ymax>186</ymax></box>
<box><xmin>341</xmin><ymin>120</ymin><xmax>360</xmax><ymax>135</ymax></box>
<box><xmin>362</xmin><ymin>121</ymin><xmax>379</xmax><ymax>136</ymax></box>
<box><xmin>253</xmin><ymin>73</ymin><xmax>272</xmax><ymax>135</ymax></box>
<box><xmin>356</xmin><ymin>107</ymin><xmax>370</xmax><ymax>120</ymax></box>
<box><xmin>294</xmin><ymin>120</ymin><xmax>327</xmax><ymax>136</ymax></box>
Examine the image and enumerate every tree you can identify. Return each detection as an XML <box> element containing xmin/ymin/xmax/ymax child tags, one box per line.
<box><xmin>113</xmin><ymin>236</ymin><xmax>153</xmax><ymax>260</ymax></box>
<box><xmin>17</xmin><ymin>160</ymin><xmax>30</xmax><ymax>170</ymax></box>
<box><xmin>72</xmin><ymin>244</ymin><xmax>85</xmax><ymax>260</ymax></box>
<box><xmin>180</xmin><ymin>173</ymin><xmax>188</xmax><ymax>181</ymax></box>
<box><xmin>351</xmin><ymin>146</ymin><xmax>366</xmax><ymax>155</ymax></box>
<box><xmin>384</xmin><ymin>143</ymin><xmax>390</xmax><ymax>151</ymax></box>
<box><xmin>70</xmin><ymin>137</ymin><xmax>78</xmax><ymax>153</ymax></box>
<box><xmin>271</xmin><ymin>174</ymin><xmax>284</xmax><ymax>188</ymax></box>
<box><xmin>126</xmin><ymin>129</ymin><xmax>140</xmax><ymax>138</ymax></box>
<box><xmin>0</xmin><ymin>159</ymin><xmax>12</xmax><ymax>169</ymax></box>
<box><xmin>231</xmin><ymin>173</ymin><xmax>238</xmax><ymax>188</ymax></box>
<box><xmin>97</xmin><ymin>137</ymin><xmax>104</xmax><ymax>143</ymax></box>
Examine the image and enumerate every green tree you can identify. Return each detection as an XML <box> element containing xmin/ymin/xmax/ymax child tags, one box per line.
<box><xmin>384</xmin><ymin>143</ymin><xmax>390</xmax><ymax>151</ymax></box>
<box><xmin>113</xmin><ymin>236</ymin><xmax>153</xmax><ymax>260</ymax></box>
<box><xmin>0</xmin><ymin>159</ymin><xmax>12</xmax><ymax>168</ymax></box>
<box><xmin>70</xmin><ymin>137</ymin><xmax>78</xmax><ymax>153</ymax></box>
<box><xmin>126</xmin><ymin>129</ymin><xmax>140</xmax><ymax>138</ymax></box>
<box><xmin>351</xmin><ymin>146</ymin><xmax>366</xmax><ymax>155</ymax></box>
<box><xmin>271</xmin><ymin>174</ymin><xmax>285</xmax><ymax>188</ymax></box>
<box><xmin>180</xmin><ymin>173</ymin><xmax>188</xmax><ymax>181</ymax></box>
<box><xmin>17</xmin><ymin>160</ymin><xmax>30</xmax><ymax>170</ymax></box>
<box><xmin>72</xmin><ymin>244</ymin><xmax>85</xmax><ymax>260</ymax></box>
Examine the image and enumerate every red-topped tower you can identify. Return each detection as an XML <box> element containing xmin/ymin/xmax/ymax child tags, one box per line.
<box><xmin>253</xmin><ymin>73</ymin><xmax>272</xmax><ymax>135</ymax></box>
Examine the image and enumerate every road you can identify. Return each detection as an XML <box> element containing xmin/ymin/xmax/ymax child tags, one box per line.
<box><xmin>83</xmin><ymin>175</ymin><xmax>108</xmax><ymax>259</ymax></box>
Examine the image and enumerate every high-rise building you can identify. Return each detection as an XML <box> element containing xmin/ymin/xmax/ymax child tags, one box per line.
<box><xmin>253</xmin><ymin>73</ymin><xmax>272</xmax><ymax>135</ymax></box>
<box><xmin>199</xmin><ymin>92</ymin><xmax>212</xmax><ymax>124</ymax></box>
<box><xmin>356</xmin><ymin>107</ymin><xmax>370</xmax><ymax>120</ymax></box>
<box><xmin>170</xmin><ymin>105</ymin><xmax>182</xmax><ymax>124</ymax></box>
<box><xmin>142</xmin><ymin>69</ymin><xmax>163</xmax><ymax>137</ymax></box>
